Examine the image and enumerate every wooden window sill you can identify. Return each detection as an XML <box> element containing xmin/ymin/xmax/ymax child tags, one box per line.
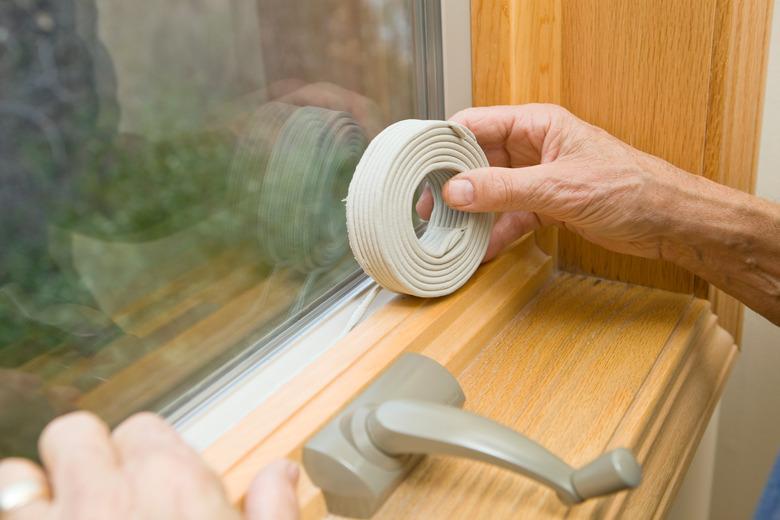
<box><xmin>201</xmin><ymin>234</ymin><xmax>735</xmax><ymax>519</ymax></box>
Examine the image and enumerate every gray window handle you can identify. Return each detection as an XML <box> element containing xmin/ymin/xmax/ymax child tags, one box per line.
<box><xmin>362</xmin><ymin>399</ymin><xmax>641</xmax><ymax>504</ymax></box>
<box><xmin>303</xmin><ymin>353</ymin><xmax>643</xmax><ymax>518</ymax></box>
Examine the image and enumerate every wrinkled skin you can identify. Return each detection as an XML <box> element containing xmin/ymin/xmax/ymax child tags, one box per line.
<box><xmin>417</xmin><ymin>104</ymin><xmax>685</xmax><ymax>261</ymax></box>
<box><xmin>417</xmin><ymin>104</ymin><xmax>780</xmax><ymax>325</ymax></box>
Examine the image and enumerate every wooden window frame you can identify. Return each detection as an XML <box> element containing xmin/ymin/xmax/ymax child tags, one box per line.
<box><xmin>196</xmin><ymin>0</ymin><xmax>772</xmax><ymax>517</ymax></box>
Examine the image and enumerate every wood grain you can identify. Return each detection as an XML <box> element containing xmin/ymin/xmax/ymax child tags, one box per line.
<box><xmin>471</xmin><ymin>0</ymin><xmax>561</xmax><ymax>260</ymax></box>
<box><xmin>195</xmin><ymin>241</ymin><xmax>735</xmax><ymax>519</ymax></box>
<box><xmin>471</xmin><ymin>0</ymin><xmax>773</xmax><ymax>341</ymax></box>
<box><xmin>472</xmin><ymin>0</ymin><xmax>708</xmax><ymax>293</ymax></box>
<box><xmin>201</xmin><ymin>234</ymin><xmax>553</xmax><ymax>504</ymax></box>
<box><xmin>557</xmin><ymin>0</ymin><xmax>717</xmax><ymax>293</ymax></box>
<box><xmin>471</xmin><ymin>0</ymin><xmax>561</xmax><ymax>106</ymax></box>
<box><xmin>373</xmin><ymin>273</ymin><xmax>736</xmax><ymax>519</ymax></box>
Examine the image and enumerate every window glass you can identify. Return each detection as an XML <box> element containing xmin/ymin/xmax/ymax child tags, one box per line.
<box><xmin>1</xmin><ymin>0</ymin><xmax>438</xmax><ymax>458</ymax></box>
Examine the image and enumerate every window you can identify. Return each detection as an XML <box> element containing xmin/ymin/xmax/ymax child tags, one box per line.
<box><xmin>0</xmin><ymin>0</ymin><xmax>443</xmax><ymax>458</ymax></box>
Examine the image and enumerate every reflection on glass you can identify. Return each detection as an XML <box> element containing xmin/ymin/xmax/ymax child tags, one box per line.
<box><xmin>0</xmin><ymin>0</ymin><xmax>423</xmax><ymax>458</ymax></box>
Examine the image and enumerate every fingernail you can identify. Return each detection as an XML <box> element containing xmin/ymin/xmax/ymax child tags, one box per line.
<box><xmin>446</xmin><ymin>179</ymin><xmax>474</xmax><ymax>205</ymax></box>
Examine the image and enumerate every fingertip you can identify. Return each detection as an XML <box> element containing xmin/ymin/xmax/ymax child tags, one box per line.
<box><xmin>256</xmin><ymin>459</ymin><xmax>299</xmax><ymax>484</ymax></box>
<box><xmin>0</xmin><ymin>458</ymin><xmax>50</xmax><ymax>517</ymax></box>
<box><xmin>442</xmin><ymin>167</ymin><xmax>497</xmax><ymax>211</ymax></box>
<box><xmin>448</xmin><ymin>106</ymin><xmax>482</xmax><ymax>126</ymax></box>
<box><xmin>39</xmin><ymin>411</ymin><xmax>108</xmax><ymax>458</ymax></box>
<box><xmin>414</xmin><ymin>198</ymin><xmax>424</xmax><ymax>217</ymax></box>
<box><xmin>38</xmin><ymin>411</ymin><xmax>118</xmax><ymax>501</ymax></box>
<box><xmin>482</xmin><ymin>241</ymin><xmax>501</xmax><ymax>263</ymax></box>
<box><xmin>482</xmin><ymin>220</ymin><xmax>510</xmax><ymax>263</ymax></box>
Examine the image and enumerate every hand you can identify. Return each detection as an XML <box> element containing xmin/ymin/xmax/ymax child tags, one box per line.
<box><xmin>416</xmin><ymin>103</ymin><xmax>699</xmax><ymax>262</ymax></box>
<box><xmin>416</xmin><ymin>103</ymin><xmax>780</xmax><ymax>324</ymax></box>
<box><xmin>0</xmin><ymin>412</ymin><xmax>299</xmax><ymax>520</ymax></box>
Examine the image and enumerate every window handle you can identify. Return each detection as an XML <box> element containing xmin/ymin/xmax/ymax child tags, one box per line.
<box><xmin>362</xmin><ymin>399</ymin><xmax>641</xmax><ymax>504</ymax></box>
<box><xmin>303</xmin><ymin>353</ymin><xmax>642</xmax><ymax>518</ymax></box>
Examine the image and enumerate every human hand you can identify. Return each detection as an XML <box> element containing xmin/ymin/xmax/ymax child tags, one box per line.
<box><xmin>0</xmin><ymin>412</ymin><xmax>299</xmax><ymax>520</ymax></box>
<box><xmin>416</xmin><ymin>104</ymin><xmax>702</xmax><ymax>262</ymax></box>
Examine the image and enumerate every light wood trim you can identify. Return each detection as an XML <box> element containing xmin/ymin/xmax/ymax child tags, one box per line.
<box><xmin>201</xmin><ymin>234</ymin><xmax>553</xmax><ymax>508</ymax></box>
<box><xmin>372</xmin><ymin>273</ymin><xmax>735</xmax><ymax>519</ymax></box>
<box><xmin>191</xmin><ymin>241</ymin><xmax>737</xmax><ymax>518</ymax></box>
<box><xmin>618</xmin><ymin>319</ymin><xmax>734</xmax><ymax>518</ymax></box>
<box><xmin>473</xmin><ymin>0</ymin><xmax>773</xmax><ymax>342</ymax></box>
<box><xmin>471</xmin><ymin>0</ymin><xmax>561</xmax><ymax>106</ymax></box>
<box><xmin>473</xmin><ymin>0</ymin><xmax>707</xmax><ymax>293</ymax></box>
<box><xmin>471</xmin><ymin>0</ymin><xmax>561</xmax><ymax>260</ymax></box>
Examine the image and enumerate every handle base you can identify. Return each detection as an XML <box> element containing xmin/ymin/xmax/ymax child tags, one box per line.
<box><xmin>303</xmin><ymin>353</ymin><xmax>465</xmax><ymax>518</ymax></box>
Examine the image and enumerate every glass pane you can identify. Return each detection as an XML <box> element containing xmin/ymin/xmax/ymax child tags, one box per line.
<box><xmin>1</xmin><ymin>0</ymin><xmax>436</xmax><ymax>458</ymax></box>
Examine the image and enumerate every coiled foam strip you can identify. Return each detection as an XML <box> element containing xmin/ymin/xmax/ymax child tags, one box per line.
<box><xmin>346</xmin><ymin>120</ymin><xmax>494</xmax><ymax>297</ymax></box>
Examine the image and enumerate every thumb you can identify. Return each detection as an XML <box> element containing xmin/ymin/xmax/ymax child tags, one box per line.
<box><xmin>442</xmin><ymin>164</ymin><xmax>558</xmax><ymax>213</ymax></box>
<box><xmin>244</xmin><ymin>460</ymin><xmax>300</xmax><ymax>520</ymax></box>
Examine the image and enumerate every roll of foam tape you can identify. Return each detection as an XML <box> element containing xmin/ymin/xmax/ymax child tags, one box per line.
<box><xmin>346</xmin><ymin>119</ymin><xmax>494</xmax><ymax>297</ymax></box>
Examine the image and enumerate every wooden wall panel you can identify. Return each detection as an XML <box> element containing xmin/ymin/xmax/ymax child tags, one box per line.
<box><xmin>471</xmin><ymin>0</ymin><xmax>561</xmax><ymax>105</ymax></box>
<box><xmin>557</xmin><ymin>0</ymin><xmax>717</xmax><ymax>293</ymax></box>
<box><xmin>471</xmin><ymin>0</ymin><xmax>774</xmax><ymax>341</ymax></box>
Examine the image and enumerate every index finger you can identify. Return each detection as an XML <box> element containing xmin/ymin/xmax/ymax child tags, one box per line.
<box><xmin>450</xmin><ymin>104</ymin><xmax>573</xmax><ymax>168</ymax></box>
<box><xmin>112</xmin><ymin>412</ymin><xmax>198</xmax><ymax>463</ymax></box>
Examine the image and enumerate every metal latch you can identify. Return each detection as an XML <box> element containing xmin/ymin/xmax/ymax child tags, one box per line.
<box><xmin>303</xmin><ymin>353</ymin><xmax>641</xmax><ymax>518</ymax></box>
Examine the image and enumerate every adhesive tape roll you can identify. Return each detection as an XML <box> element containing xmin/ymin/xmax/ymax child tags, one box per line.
<box><xmin>346</xmin><ymin>120</ymin><xmax>494</xmax><ymax>297</ymax></box>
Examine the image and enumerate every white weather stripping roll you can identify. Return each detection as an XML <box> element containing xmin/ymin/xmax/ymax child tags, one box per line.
<box><xmin>346</xmin><ymin>120</ymin><xmax>494</xmax><ymax>297</ymax></box>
